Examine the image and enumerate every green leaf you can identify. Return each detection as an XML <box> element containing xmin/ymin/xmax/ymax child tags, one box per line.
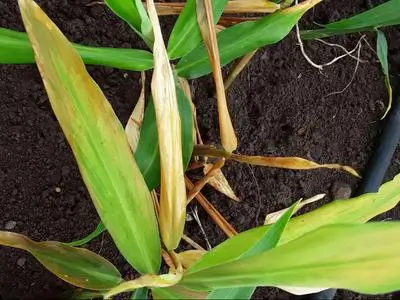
<box><xmin>152</xmin><ymin>285</ymin><xmax>208</xmax><ymax>300</ymax></box>
<box><xmin>0</xmin><ymin>27</ymin><xmax>153</xmax><ymax>71</ymax></box>
<box><xmin>185</xmin><ymin>172</ymin><xmax>400</xmax><ymax>279</ymax></box>
<box><xmin>67</xmin><ymin>85</ymin><xmax>194</xmax><ymax>247</ymax></box>
<box><xmin>135</xmin><ymin>87</ymin><xmax>194</xmax><ymax>190</ymax></box>
<box><xmin>19</xmin><ymin>0</ymin><xmax>160</xmax><ymax>274</ymax></box>
<box><xmin>67</xmin><ymin>222</ymin><xmax>106</xmax><ymax>247</ymax></box>
<box><xmin>0</xmin><ymin>231</ymin><xmax>122</xmax><ymax>290</ymax></box>
<box><xmin>376</xmin><ymin>29</ymin><xmax>392</xmax><ymax>119</ymax></box>
<box><xmin>67</xmin><ymin>86</ymin><xmax>194</xmax><ymax>247</ymax></box>
<box><xmin>131</xmin><ymin>287</ymin><xmax>148</xmax><ymax>299</ymax></box>
<box><xmin>176</xmin><ymin>0</ymin><xmax>320</xmax><ymax>79</ymax></box>
<box><xmin>206</xmin><ymin>202</ymin><xmax>299</xmax><ymax>299</ymax></box>
<box><xmin>105</xmin><ymin>0</ymin><xmax>153</xmax><ymax>47</ymax></box>
<box><xmin>376</xmin><ymin>30</ymin><xmax>389</xmax><ymax>76</ymax></box>
<box><xmin>182</xmin><ymin>222</ymin><xmax>400</xmax><ymax>294</ymax></box>
<box><xmin>167</xmin><ymin>0</ymin><xmax>229</xmax><ymax>59</ymax></box>
<box><xmin>301</xmin><ymin>0</ymin><xmax>400</xmax><ymax>40</ymax></box>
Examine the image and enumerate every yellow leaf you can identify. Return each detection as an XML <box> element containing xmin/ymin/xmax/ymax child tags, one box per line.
<box><xmin>264</xmin><ymin>194</ymin><xmax>325</xmax><ymax>225</ymax></box>
<box><xmin>125</xmin><ymin>72</ymin><xmax>146</xmax><ymax>152</ymax></box>
<box><xmin>178</xmin><ymin>250</ymin><xmax>206</xmax><ymax>270</ymax></box>
<box><xmin>204</xmin><ymin>164</ymin><xmax>240</xmax><ymax>202</ymax></box>
<box><xmin>196</xmin><ymin>0</ymin><xmax>237</xmax><ymax>152</ymax></box>
<box><xmin>147</xmin><ymin>0</ymin><xmax>187</xmax><ymax>250</ymax></box>
<box><xmin>104</xmin><ymin>271</ymin><xmax>182</xmax><ymax>298</ymax></box>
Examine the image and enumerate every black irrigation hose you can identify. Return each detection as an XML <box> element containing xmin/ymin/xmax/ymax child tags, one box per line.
<box><xmin>309</xmin><ymin>84</ymin><xmax>400</xmax><ymax>300</ymax></box>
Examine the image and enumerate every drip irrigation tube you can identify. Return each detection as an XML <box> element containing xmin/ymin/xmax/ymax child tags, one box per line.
<box><xmin>310</xmin><ymin>85</ymin><xmax>400</xmax><ymax>300</ymax></box>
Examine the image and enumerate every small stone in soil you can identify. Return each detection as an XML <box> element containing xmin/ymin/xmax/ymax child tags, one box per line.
<box><xmin>331</xmin><ymin>182</ymin><xmax>352</xmax><ymax>199</ymax></box>
<box><xmin>4</xmin><ymin>220</ymin><xmax>17</xmax><ymax>230</ymax></box>
<box><xmin>55</xmin><ymin>187</ymin><xmax>61</xmax><ymax>193</ymax></box>
<box><xmin>17</xmin><ymin>257</ymin><xmax>26</xmax><ymax>267</ymax></box>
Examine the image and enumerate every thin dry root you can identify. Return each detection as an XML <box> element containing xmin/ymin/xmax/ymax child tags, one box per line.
<box><xmin>191</xmin><ymin>206</ymin><xmax>212</xmax><ymax>250</ymax></box>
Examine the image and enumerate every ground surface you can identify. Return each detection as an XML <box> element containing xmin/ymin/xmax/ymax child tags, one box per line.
<box><xmin>0</xmin><ymin>0</ymin><xmax>399</xmax><ymax>299</ymax></box>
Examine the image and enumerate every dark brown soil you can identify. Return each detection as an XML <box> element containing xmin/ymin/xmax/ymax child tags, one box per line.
<box><xmin>0</xmin><ymin>0</ymin><xmax>399</xmax><ymax>299</ymax></box>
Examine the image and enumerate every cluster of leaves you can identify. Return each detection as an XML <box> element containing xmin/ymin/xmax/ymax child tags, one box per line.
<box><xmin>0</xmin><ymin>0</ymin><xmax>400</xmax><ymax>299</ymax></box>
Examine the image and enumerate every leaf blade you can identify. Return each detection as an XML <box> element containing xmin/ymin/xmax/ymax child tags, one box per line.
<box><xmin>0</xmin><ymin>231</ymin><xmax>122</xmax><ymax>290</ymax></box>
<box><xmin>19</xmin><ymin>0</ymin><xmax>160</xmax><ymax>274</ymax></box>
<box><xmin>182</xmin><ymin>223</ymin><xmax>400</xmax><ymax>294</ymax></box>
<box><xmin>176</xmin><ymin>0</ymin><xmax>321</xmax><ymax>78</ymax></box>
<box><xmin>300</xmin><ymin>0</ymin><xmax>400</xmax><ymax>40</ymax></box>
<box><xmin>147</xmin><ymin>0</ymin><xmax>187</xmax><ymax>250</ymax></box>
<box><xmin>0</xmin><ymin>28</ymin><xmax>154</xmax><ymax>71</ymax></box>
<box><xmin>376</xmin><ymin>29</ymin><xmax>392</xmax><ymax>119</ymax></box>
<box><xmin>167</xmin><ymin>0</ymin><xmax>229</xmax><ymax>59</ymax></box>
<box><xmin>104</xmin><ymin>0</ymin><xmax>153</xmax><ymax>47</ymax></box>
<box><xmin>206</xmin><ymin>202</ymin><xmax>299</xmax><ymax>299</ymax></box>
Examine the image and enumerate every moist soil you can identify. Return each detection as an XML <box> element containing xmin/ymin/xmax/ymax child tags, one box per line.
<box><xmin>1</xmin><ymin>0</ymin><xmax>400</xmax><ymax>299</ymax></box>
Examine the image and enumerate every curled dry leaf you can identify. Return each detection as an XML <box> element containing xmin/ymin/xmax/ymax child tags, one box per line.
<box><xmin>193</xmin><ymin>146</ymin><xmax>361</xmax><ymax>178</ymax></box>
<box><xmin>204</xmin><ymin>164</ymin><xmax>240</xmax><ymax>202</ymax></box>
<box><xmin>264</xmin><ymin>194</ymin><xmax>326</xmax><ymax>225</ymax></box>
<box><xmin>147</xmin><ymin>0</ymin><xmax>187</xmax><ymax>250</ymax></box>
<box><xmin>185</xmin><ymin>177</ymin><xmax>237</xmax><ymax>237</ymax></box>
<box><xmin>196</xmin><ymin>0</ymin><xmax>237</xmax><ymax>153</ymax></box>
<box><xmin>125</xmin><ymin>72</ymin><xmax>146</xmax><ymax>152</ymax></box>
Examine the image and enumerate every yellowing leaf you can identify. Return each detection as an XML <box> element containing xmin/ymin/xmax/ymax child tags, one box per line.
<box><xmin>182</xmin><ymin>223</ymin><xmax>400</xmax><ymax>294</ymax></box>
<box><xmin>264</xmin><ymin>194</ymin><xmax>325</xmax><ymax>225</ymax></box>
<box><xmin>203</xmin><ymin>164</ymin><xmax>240</xmax><ymax>202</ymax></box>
<box><xmin>178</xmin><ymin>250</ymin><xmax>206</xmax><ymax>270</ymax></box>
<box><xmin>104</xmin><ymin>272</ymin><xmax>182</xmax><ymax>298</ymax></box>
<box><xmin>224</xmin><ymin>0</ymin><xmax>280</xmax><ymax>13</ymax></box>
<box><xmin>125</xmin><ymin>72</ymin><xmax>146</xmax><ymax>152</ymax></box>
<box><xmin>0</xmin><ymin>231</ymin><xmax>122</xmax><ymax>290</ymax></box>
<box><xmin>19</xmin><ymin>0</ymin><xmax>160</xmax><ymax>274</ymax></box>
<box><xmin>196</xmin><ymin>0</ymin><xmax>238</xmax><ymax>153</ymax></box>
<box><xmin>193</xmin><ymin>146</ymin><xmax>360</xmax><ymax>177</ymax></box>
<box><xmin>147</xmin><ymin>0</ymin><xmax>187</xmax><ymax>250</ymax></box>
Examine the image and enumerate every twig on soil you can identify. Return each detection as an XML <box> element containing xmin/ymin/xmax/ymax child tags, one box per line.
<box><xmin>182</xmin><ymin>234</ymin><xmax>206</xmax><ymax>251</ymax></box>
<box><xmin>191</xmin><ymin>206</ymin><xmax>212</xmax><ymax>250</ymax></box>
<box><xmin>185</xmin><ymin>177</ymin><xmax>238</xmax><ymax>237</ymax></box>
<box><xmin>187</xmin><ymin>159</ymin><xmax>225</xmax><ymax>203</ymax></box>
<box><xmin>224</xmin><ymin>49</ymin><xmax>258</xmax><ymax>91</ymax></box>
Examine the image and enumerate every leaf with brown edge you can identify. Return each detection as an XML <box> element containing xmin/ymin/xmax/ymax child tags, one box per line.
<box><xmin>231</xmin><ymin>155</ymin><xmax>361</xmax><ymax>178</ymax></box>
<box><xmin>204</xmin><ymin>164</ymin><xmax>240</xmax><ymax>202</ymax></box>
<box><xmin>125</xmin><ymin>72</ymin><xmax>146</xmax><ymax>152</ymax></box>
<box><xmin>193</xmin><ymin>146</ymin><xmax>361</xmax><ymax>178</ymax></box>
<box><xmin>0</xmin><ymin>231</ymin><xmax>122</xmax><ymax>290</ymax></box>
<box><xmin>196</xmin><ymin>0</ymin><xmax>237</xmax><ymax>153</ymax></box>
<box><xmin>18</xmin><ymin>0</ymin><xmax>160</xmax><ymax>274</ymax></box>
<box><xmin>147</xmin><ymin>0</ymin><xmax>187</xmax><ymax>250</ymax></box>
